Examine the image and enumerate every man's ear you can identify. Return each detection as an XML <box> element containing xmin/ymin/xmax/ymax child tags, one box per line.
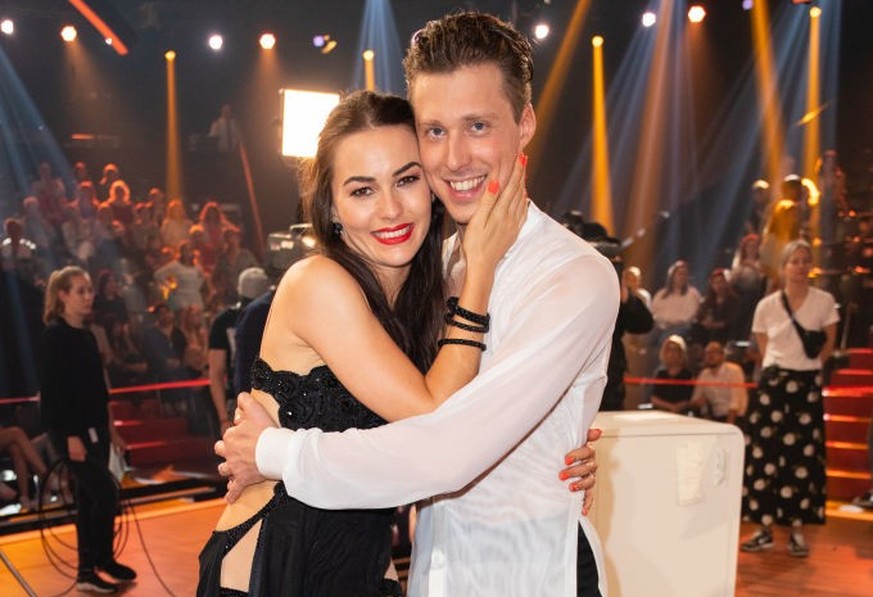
<box><xmin>518</xmin><ymin>103</ymin><xmax>537</xmax><ymax>150</ymax></box>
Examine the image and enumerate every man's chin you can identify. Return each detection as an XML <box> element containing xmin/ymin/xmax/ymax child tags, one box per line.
<box><xmin>443</xmin><ymin>202</ymin><xmax>478</xmax><ymax>227</ymax></box>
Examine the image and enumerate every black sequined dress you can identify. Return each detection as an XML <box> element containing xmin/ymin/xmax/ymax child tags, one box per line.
<box><xmin>197</xmin><ymin>358</ymin><xmax>399</xmax><ymax>597</ymax></box>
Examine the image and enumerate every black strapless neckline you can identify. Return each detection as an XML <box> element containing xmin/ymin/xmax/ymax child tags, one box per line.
<box><xmin>250</xmin><ymin>357</ymin><xmax>386</xmax><ymax>433</ymax></box>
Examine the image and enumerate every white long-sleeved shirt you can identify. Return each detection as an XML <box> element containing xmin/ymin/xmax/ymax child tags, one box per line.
<box><xmin>256</xmin><ymin>203</ymin><xmax>619</xmax><ymax>596</ymax></box>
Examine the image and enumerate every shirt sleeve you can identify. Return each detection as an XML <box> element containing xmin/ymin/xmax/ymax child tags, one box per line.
<box><xmin>255</xmin><ymin>254</ymin><xmax>619</xmax><ymax>509</ymax></box>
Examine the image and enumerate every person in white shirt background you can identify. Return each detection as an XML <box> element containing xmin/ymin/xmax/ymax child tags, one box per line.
<box><xmin>219</xmin><ymin>11</ymin><xmax>617</xmax><ymax>597</ymax></box>
<box><xmin>690</xmin><ymin>341</ymin><xmax>748</xmax><ymax>425</ymax></box>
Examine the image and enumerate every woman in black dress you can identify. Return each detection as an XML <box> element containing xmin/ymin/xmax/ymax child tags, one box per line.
<box><xmin>199</xmin><ymin>91</ymin><xmax>528</xmax><ymax>596</ymax></box>
<box><xmin>40</xmin><ymin>266</ymin><xmax>136</xmax><ymax>593</ymax></box>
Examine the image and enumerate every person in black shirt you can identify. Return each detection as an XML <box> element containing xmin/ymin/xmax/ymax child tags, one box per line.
<box><xmin>649</xmin><ymin>334</ymin><xmax>694</xmax><ymax>415</ymax></box>
<box><xmin>232</xmin><ymin>288</ymin><xmax>275</xmax><ymax>398</ymax></box>
<box><xmin>40</xmin><ymin>266</ymin><xmax>136</xmax><ymax>593</ymax></box>
<box><xmin>208</xmin><ymin>267</ymin><xmax>271</xmax><ymax>435</ymax></box>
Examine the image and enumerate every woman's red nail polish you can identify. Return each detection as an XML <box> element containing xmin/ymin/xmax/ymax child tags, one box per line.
<box><xmin>559</xmin><ymin>471</ymin><xmax>569</xmax><ymax>481</ymax></box>
<box><xmin>565</xmin><ymin>455</ymin><xmax>574</xmax><ymax>465</ymax></box>
<box><xmin>487</xmin><ymin>179</ymin><xmax>499</xmax><ymax>193</ymax></box>
<box><xmin>520</xmin><ymin>153</ymin><xmax>528</xmax><ymax>167</ymax></box>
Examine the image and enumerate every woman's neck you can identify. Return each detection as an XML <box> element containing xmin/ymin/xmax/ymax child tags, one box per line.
<box><xmin>784</xmin><ymin>281</ymin><xmax>808</xmax><ymax>300</ymax></box>
<box><xmin>62</xmin><ymin>313</ymin><xmax>85</xmax><ymax>329</ymax></box>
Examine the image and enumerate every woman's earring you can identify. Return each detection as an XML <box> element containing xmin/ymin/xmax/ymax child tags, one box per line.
<box><xmin>332</xmin><ymin>221</ymin><xmax>344</xmax><ymax>235</ymax></box>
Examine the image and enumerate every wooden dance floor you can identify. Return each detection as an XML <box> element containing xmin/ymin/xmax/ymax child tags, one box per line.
<box><xmin>1</xmin><ymin>500</ymin><xmax>871</xmax><ymax>596</ymax></box>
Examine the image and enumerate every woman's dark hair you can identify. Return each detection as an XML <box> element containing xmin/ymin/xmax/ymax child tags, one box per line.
<box><xmin>300</xmin><ymin>90</ymin><xmax>445</xmax><ymax>371</ymax></box>
<box><xmin>700</xmin><ymin>268</ymin><xmax>735</xmax><ymax>311</ymax></box>
<box><xmin>96</xmin><ymin>269</ymin><xmax>116</xmax><ymax>297</ymax></box>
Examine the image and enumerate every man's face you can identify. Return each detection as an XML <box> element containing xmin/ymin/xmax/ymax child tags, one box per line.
<box><xmin>410</xmin><ymin>63</ymin><xmax>535</xmax><ymax>226</ymax></box>
<box><xmin>703</xmin><ymin>343</ymin><xmax>725</xmax><ymax>369</ymax></box>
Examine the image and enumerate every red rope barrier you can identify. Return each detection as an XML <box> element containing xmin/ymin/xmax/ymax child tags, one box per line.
<box><xmin>0</xmin><ymin>378</ymin><xmax>210</xmax><ymax>406</ymax></box>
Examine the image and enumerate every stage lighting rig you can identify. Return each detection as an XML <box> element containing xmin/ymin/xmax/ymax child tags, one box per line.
<box><xmin>61</xmin><ymin>25</ymin><xmax>77</xmax><ymax>42</ymax></box>
<box><xmin>688</xmin><ymin>4</ymin><xmax>707</xmax><ymax>23</ymax></box>
<box><xmin>1</xmin><ymin>18</ymin><xmax>13</xmax><ymax>35</ymax></box>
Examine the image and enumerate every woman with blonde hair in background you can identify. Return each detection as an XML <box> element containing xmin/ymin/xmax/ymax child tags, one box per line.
<box><xmin>40</xmin><ymin>266</ymin><xmax>136</xmax><ymax>593</ymax></box>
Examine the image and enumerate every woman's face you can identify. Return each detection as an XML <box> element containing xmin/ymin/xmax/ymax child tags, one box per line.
<box><xmin>662</xmin><ymin>341</ymin><xmax>684</xmax><ymax>367</ymax></box>
<box><xmin>782</xmin><ymin>247</ymin><xmax>812</xmax><ymax>285</ymax></box>
<box><xmin>710</xmin><ymin>273</ymin><xmax>727</xmax><ymax>294</ymax></box>
<box><xmin>330</xmin><ymin>124</ymin><xmax>431</xmax><ymax>287</ymax></box>
<box><xmin>59</xmin><ymin>275</ymin><xmax>94</xmax><ymax>319</ymax></box>
<box><xmin>671</xmin><ymin>264</ymin><xmax>688</xmax><ymax>289</ymax></box>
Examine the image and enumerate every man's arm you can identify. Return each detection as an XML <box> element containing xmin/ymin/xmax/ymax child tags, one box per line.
<box><xmin>224</xmin><ymin>253</ymin><xmax>618</xmax><ymax>509</ymax></box>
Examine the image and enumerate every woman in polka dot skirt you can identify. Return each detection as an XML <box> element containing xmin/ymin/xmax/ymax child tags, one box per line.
<box><xmin>741</xmin><ymin>240</ymin><xmax>839</xmax><ymax>558</ymax></box>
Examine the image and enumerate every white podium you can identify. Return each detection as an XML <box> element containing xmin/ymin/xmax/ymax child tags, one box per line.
<box><xmin>589</xmin><ymin>411</ymin><xmax>745</xmax><ymax>597</ymax></box>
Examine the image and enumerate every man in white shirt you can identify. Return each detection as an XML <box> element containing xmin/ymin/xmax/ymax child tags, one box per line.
<box><xmin>690</xmin><ymin>341</ymin><xmax>748</xmax><ymax>425</ymax></box>
<box><xmin>219</xmin><ymin>12</ymin><xmax>617</xmax><ymax>596</ymax></box>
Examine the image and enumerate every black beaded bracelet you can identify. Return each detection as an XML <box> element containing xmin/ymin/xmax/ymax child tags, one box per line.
<box><xmin>446</xmin><ymin>296</ymin><xmax>490</xmax><ymax>329</ymax></box>
<box><xmin>444</xmin><ymin>312</ymin><xmax>489</xmax><ymax>333</ymax></box>
<box><xmin>438</xmin><ymin>338</ymin><xmax>487</xmax><ymax>351</ymax></box>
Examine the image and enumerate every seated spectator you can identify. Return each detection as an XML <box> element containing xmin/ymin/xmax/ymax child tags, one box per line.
<box><xmin>91</xmin><ymin>203</ymin><xmax>127</xmax><ymax>276</ymax></box>
<box><xmin>690</xmin><ymin>341</ymin><xmax>748</xmax><ymax>425</ymax></box>
<box><xmin>198</xmin><ymin>200</ymin><xmax>230</xmax><ymax>253</ymax></box>
<box><xmin>22</xmin><ymin>195</ymin><xmax>56</xmax><ymax>253</ymax></box>
<box><xmin>104</xmin><ymin>180</ymin><xmax>134</xmax><ymax>227</ymax></box>
<box><xmin>146</xmin><ymin>187</ymin><xmax>168</xmax><ymax>224</ymax></box>
<box><xmin>75</xmin><ymin>180</ymin><xmax>100</xmax><ymax>220</ymax></box>
<box><xmin>1</xmin><ymin>217</ymin><xmax>40</xmax><ymax>284</ymax></box>
<box><xmin>98</xmin><ymin>162</ymin><xmax>122</xmax><ymax>202</ymax></box>
<box><xmin>730</xmin><ymin>233</ymin><xmax>766</xmax><ymax>341</ymax></box>
<box><xmin>72</xmin><ymin>160</ymin><xmax>92</xmax><ymax>186</ymax></box>
<box><xmin>154</xmin><ymin>241</ymin><xmax>205</xmax><ymax>311</ymax></box>
<box><xmin>129</xmin><ymin>201</ymin><xmax>160</xmax><ymax>254</ymax></box>
<box><xmin>624</xmin><ymin>266</ymin><xmax>651</xmax><ymax>307</ymax></box>
<box><xmin>102</xmin><ymin>314</ymin><xmax>149</xmax><ymax>388</ymax></box>
<box><xmin>93</xmin><ymin>270</ymin><xmax>129</xmax><ymax>324</ymax></box>
<box><xmin>179</xmin><ymin>304</ymin><xmax>208</xmax><ymax>375</ymax></box>
<box><xmin>160</xmin><ymin>199</ymin><xmax>192</xmax><ymax>249</ymax></box>
<box><xmin>0</xmin><ymin>424</ymin><xmax>48</xmax><ymax>511</ymax></box>
<box><xmin>692</xmin><ymin>268</ymin><xmax>740</xmax><ymax>347</ymax></box>
<box><xmin>30</xmin><ymin>161</ymin><xmax>67</xmax><ymax>229</ymax></box>
<box><xmin>60</xmin><ymin>202</ymin><xmax>95</xmax><ymax>265</ymax></box>
<box><xmin>650</xmin><ymin>335</ymin><xmax>694</xmax><ymax>415</ymax></box>
<box><xmin>651</xmin><ymin>260</ymin><xmax>701</xmax><ymax>341</ymax></box>
<box><xmin>212</xmin><ymin>227</ymin><xmax>259</xmax><ymax>304</ymax></box>
<box><xmin>189</xmin><ymin>224</ymin><xmax>218</xmax><ymax>274</ymax></box>
<box><xmin>140</xmin><ymin>303</ymin><xmax>190</xmax><ymax>415</ymax></box>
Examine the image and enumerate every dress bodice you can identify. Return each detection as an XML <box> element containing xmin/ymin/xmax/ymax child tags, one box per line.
<box><xmin>250</xmin><ymin>357</ymin><xmax>385</xmax><ymax>433</ymax></box>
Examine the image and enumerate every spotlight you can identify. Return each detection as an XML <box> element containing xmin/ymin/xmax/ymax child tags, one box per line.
<box><xmin>641</xmin><ymin>11</ymin><xmax>657</xmax><ymax>28</ymax></box>
<box><xmin>165</xmin><ymin>50</ymin><xmax>176</xmax><ymax>61</ymax></box>
<box><xmin>533</xmin><ymin>23</ymin><xmax>550</xmax><ymax>40</ymax></box>
<box><xmin>1</xmin><ymin>19</ymin><xmax>13</xmax><ymax>36</ymax></box>
<box><xmin>742</xmin><ymin>0</ymin><xmax>753</xmax><ymax>9</ymax></box>
<box><xmin>312</xmin><ymin>34</ymin><xmax>327</xmax><ymax>48</ymax></box>
<box><xmin>591</xmin><ymin>35</ymin><xmax>604</xmax><ymax>48</ymax></box>
<box><xmin>321</xmin><ymin>40</ymin><xmax>337</xmax><ymax>54</ymax></box>
<box><xmin>105</xmin><ymin>37</ymin><xmax>113</xmax><ymax>45</ymax></box>
<box><xmin>208</xmin><ymin>34</ymin><xmax>223</xmax><ymax>51</ymax></box>
<box><xmin>809</xmin><ymin>6</ymin><xmax>822</xmax><ymax>18</ymax></box>
<box><xmin>688</xmin><ymin>5</ymin><xmax>707</xmax><ymax>23</ymax></box>
<box><xmin>61</xmin><ymin>25</ymin><xmax>77</xmax><ymax>42</ymax></box>
<box><xmin>259</xmin><ymin>32</ymin><xmax>276</xmax><ymax>50</ymax></box>
<box><xmin>362</xmin><ymin>49</ymin><xmax>374</xmax><ymax>61</ymax></box>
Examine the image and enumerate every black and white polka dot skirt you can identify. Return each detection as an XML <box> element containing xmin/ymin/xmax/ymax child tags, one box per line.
<box><xmin>741</xmin><ymin>367</ymin><xmax>826</xmax><ymax>526</ymax></box>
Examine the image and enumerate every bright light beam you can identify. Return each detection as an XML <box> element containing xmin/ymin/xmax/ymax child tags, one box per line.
<box><xmin>363</xmin><ymin>50</ymin><xmax>376</xmax><ymax>91</ymax></box>
<box><xmin>591</xmin><ymin>36</ymin><xmax>614</xmax><ymax>233</ymax></box>
<box><xmin>165</xmin><ymin>50</ymin><xmax>183</xmax><ymax>199</ymax></box>
<box><xmin>751</xmin><ymin>0</ymin><xmax>786</xmax><ymax>186</ymax></box>
<box><xmin>802</xmin><ymin>6</ymin><xmax>821</xmax><ymax>180</ymax></box>
<box><xmin>527</xmin><ymin>0</ymin><xmax>595</xmax><ymax>173</ymax></box>
<box><xmin>353</xmin><ymin>0</ymin><xmax>403</xmax><ymax>94</ymax></box>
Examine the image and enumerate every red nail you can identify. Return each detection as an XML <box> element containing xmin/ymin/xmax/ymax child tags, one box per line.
<box><xmin>487</xmin><ymin>179</ymin><xmax>499</xmax><ymax>194</ymax></box>
<box><xmin>520</xmin><ymin>153</ymin><xmax>528</xmax><ymax>167</ymax></box>
<box><xmin>559</xmin><ymin>471</ymin><xmax>569</xmax><ymax>481</ymax></box>
<box><xmin>564</xmin><ymin>455</ymin><xmax>574</xmax><ymax>465</ymax></box>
